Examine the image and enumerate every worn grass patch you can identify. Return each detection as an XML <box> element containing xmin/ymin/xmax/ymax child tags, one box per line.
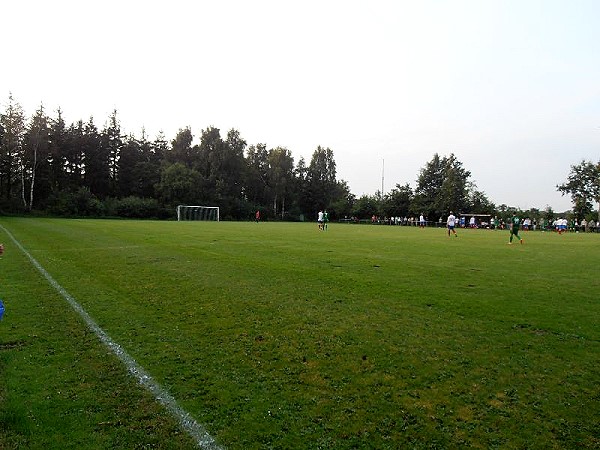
<box><xmin>1</xmin><ymin>218</ymin><xmax>599</xmax><ymax>449</ymax></box>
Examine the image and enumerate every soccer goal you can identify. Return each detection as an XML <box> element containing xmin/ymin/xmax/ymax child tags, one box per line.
<box><xmin>176</xmin><ymin>205</ymin><xmax>220</xmax><ymax>222</ymax></box>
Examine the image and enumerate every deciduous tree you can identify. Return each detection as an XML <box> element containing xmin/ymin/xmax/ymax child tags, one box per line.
<box><xmin>0</xmin><ymin>93</ymin><xmax>26</xmax><ymax>205</ymax></box>
<box><xmin>414</xmin><ymin>153</ymin><xmax>471</xmax><ymax>219</ymax></box>
<box><xmin>23</xmin><ymin>103</ymin><xmax>50</xmax><ymax>210</ymax></box>
<box><xmin>155</xmin><ymin>162</ymin><xmax>201</xmax><ymax>205</ymax></box>
<box><xmin>557</xmin><ymin>160</ymin><xmax>600</xmax><ymax>221</ymax></box>
<box><xmin>383</xmin><ymin>183</ymin><xmax>413</xmax><ymax>218</ymax></box>
<box><xmin>169</xmin><ymin>127</ymin><xmax>196</xmax><ymax>167</ymax></box>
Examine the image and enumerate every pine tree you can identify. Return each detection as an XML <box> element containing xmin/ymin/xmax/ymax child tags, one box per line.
<box><xmin>102</xmin><ymin>110</ymin><xmax>123</xmax><ymax>196</ymax></box>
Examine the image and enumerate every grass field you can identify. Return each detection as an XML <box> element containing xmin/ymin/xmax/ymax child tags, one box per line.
<box><xmin>1</xmin><ymin>217</ymin><xmax>599</xmax><ymax>449</ymax></box>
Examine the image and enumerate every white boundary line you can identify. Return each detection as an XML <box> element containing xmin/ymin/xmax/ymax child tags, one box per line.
<box><xmin>0</xmin><ymin>224</ymin><xmax>223</xmax><ymax>450</ymax></box>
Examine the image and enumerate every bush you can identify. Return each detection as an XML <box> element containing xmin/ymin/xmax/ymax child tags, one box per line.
<box><xmin>112</xmin><ymin>196</ymin><xmax>165</xmax><ymax>219</ymax></box>
<box><xmin>47</xmin><ymin>188</ymin><xmax>104</xmax><ymax>217</ymax></box>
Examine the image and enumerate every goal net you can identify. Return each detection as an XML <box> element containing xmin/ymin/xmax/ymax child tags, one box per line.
<box><xmin>176</xmin><ymin>205</ymin><xmax>220</xmax><ymax>221</ymax></box>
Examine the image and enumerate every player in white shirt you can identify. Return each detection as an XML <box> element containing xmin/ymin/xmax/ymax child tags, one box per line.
<box><xmin>469</xmin><ymin>216</ymin><xmax>476</xmax><ymax>228</ymax></box>
<box><xmin>447</xmin><ymin>212</ymin><xmax>458</xmax><ymax>237</ymax></box>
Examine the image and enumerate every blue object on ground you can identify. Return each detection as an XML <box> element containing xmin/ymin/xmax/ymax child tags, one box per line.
<box><xmin>0</xmin><ymin>300</ymin><xmax>4</xmax><ymax>320</ymax></box>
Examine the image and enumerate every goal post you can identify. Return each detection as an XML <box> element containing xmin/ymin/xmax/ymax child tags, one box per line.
<box><xmin>176</xmin><ymin>205</ymin><xmax>220</xmax><ymax>222</ymax></box>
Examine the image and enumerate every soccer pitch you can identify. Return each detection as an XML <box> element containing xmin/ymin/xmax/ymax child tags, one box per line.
<box><xmin>1</xmin><ymin>218</ymin><xmax>599</xmax><ymax>449</ymax></box>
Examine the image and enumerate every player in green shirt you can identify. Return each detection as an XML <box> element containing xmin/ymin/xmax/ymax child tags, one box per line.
<box><xmin>509</xmin><ymin>214</ymin><xmax>523</xmax><ymax>244</ymax></box>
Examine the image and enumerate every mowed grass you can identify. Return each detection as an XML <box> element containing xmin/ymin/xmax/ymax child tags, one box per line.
<box><xmin>1</xmin><ymin>217</ymin><xmax>599</xmax><ymax>449</ymax></box>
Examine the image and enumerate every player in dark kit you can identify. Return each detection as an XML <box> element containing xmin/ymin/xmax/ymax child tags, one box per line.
<box><xmin>509</xmin><ymin>214</ymin><xmax>523</xmax><ymax>245</ymax></box>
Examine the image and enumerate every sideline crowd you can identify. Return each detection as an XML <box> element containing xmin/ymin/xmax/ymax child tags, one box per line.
<box><xmin>339</xmin><ymin>215</ymin><xmax>599</xmax><ymax>232</ymax></box>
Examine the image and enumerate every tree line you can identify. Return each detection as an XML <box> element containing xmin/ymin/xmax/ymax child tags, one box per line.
<box><xmin>1</xmin><ymin>94</ymin><xmax>596</xmax><ymax>222</ymax></box>
<box><xmin>0</xmin><ymin>94</ymin><xmax>348</xmax><ymax>220</ymax></box>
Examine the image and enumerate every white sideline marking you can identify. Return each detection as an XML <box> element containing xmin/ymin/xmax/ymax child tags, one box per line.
<box><xmin>1</xmin><ymin>225</ymin><xmax>223</xmax><ymax>450</ymax></box>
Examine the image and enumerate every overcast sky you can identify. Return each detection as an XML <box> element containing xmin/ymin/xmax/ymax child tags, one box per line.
<box><xmin>2</xmin><ymin>0</ymin><xmax>599</xmax><ymax>212</ymax></box>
